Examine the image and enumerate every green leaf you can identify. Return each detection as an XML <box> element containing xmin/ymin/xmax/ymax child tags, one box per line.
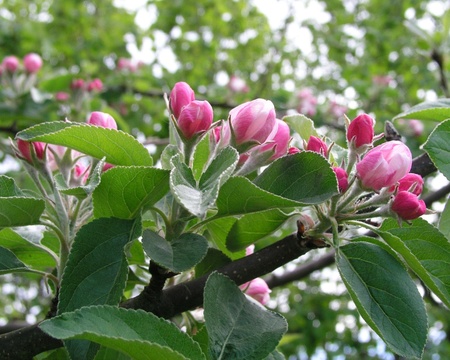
<box><xmin>40</xmin><ymin>305</ymin><xmax>206</xmax><ymax>360</ymax></box>
<box><xmin>204</xmin><ymin>272</ymin><xmax>287</xmax><ymax>360</ymax></box>
<box><xmin>93</xmin><ymin>166</ymin><xmax>170</xmax><ymax>219</ymax></box>
<box><xmin>0</xmin><ymin>246</ymin><xmax>29</xmax><ymax>274</ymax></box>
<box><xmin>192</xmin><ymin>134</ymin><xmax>211</xmax><ymax>181</ymax></box>
<box><xmin>253</xmin><ymin>152</ymin><xmax>338</xmax><ymax>204</ymax></box>
<box><xmin>216</xmin><ymin>177</ymin><xmax>300</xmax><ymax>217</ymax></box>
<box><xmin>58</xmin><ymin>217</ymin><xmax>141</xmax><ymax>313</ymax></box>
<box><xmin>264</xmin><ymin>350</ymin><xmax>285</xmax><ymax>360</ymax></box>
<box><xmin>0</xmin><ymin>197</ymin><xmax>45</xmax><ymax>227</ymax></box>
<box><xmin>393</xmin><ymin>99</ymin><xmax>450</xmax><ymax>122</ymax></box>
<box><xmin>16</xmin><ymin>121</ymin><xmax>153</xmax><ymax>166</ymax></box>
<box><xmin>336</xmin><ymin>241</ymin><xmax>427</xmax><ymax>359</ymax></box>
<box><xmin>205</xmin><ymin>217</ymin><xmax>245</xmax><ymax>260</ymax></box>
<box><xmin>379</xmin><ymin>218</ymin><xmax>450</xmax><ymax>308</ymax></box>
<box><xmin>170</xmin><ymin>152</ymin><xmax>237</xmax><ymax>218</ymax></box>
<box><xmin>195</xmin><ymin>248</ymin><xmax>232</xmax><ymax>278</ymax></box>
<box><xmin>198</xmin><ymin>146</ymin><xmax>239</xmax><ymax>190</ymax></box>
<box><xmin>142</xmin><ymin>230</ymin><xmax>208</xmax><ymax>272</ymax></box>
<box><xmin>55</xmin><ymin>159</ymin><xmax>104</xmax><ymax>199</ymax></box>
<box><xmin>0</xmin><ymin>175</ymin><xmax>24</xmax><ymax>196</ymax></box>
<box><xmin>283</xmin><ymin>114</ymin><xmax>318</xmax><ymax>141</ymax></box>
<box><xmin>58</xmin><ymin>217</ymin><xmax>141</xmax><ymax>360</ymax></box>
<box><xmin>0</xmin><ymin>228</ymin><xmax>56</xmax><ymax>270</ymax></box>
<box><xmin>226</xmin><ymin>209</ymin><xmax>296</xmax><ymax>252</ymax></box>
<box><xmin>438</xmin><ymin>197</ymin><xmax>450</xmax><ymax>239</ymax></box>
<box><xmin>423</xmin><ymin>119</ymin><xmax>450</xmax><ymax>180</ymax></box>
<box><xmin>160</xmin><ymin>145</ymin><xmax>179</xmax><ymax>170</ymax></box>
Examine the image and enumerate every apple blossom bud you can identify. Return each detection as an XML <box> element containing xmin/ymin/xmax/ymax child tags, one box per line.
<box><xmin>240</xmin><ymin>278</ymin><xmax>271</xmax><ymax>305</ymax></box>
<box><xmin>177</xmin><ymin>100</ymin><xmax>213</xmax><ymax>139</ymax></box>
<box><xmin>356</xmin><ymin>140</ymin><xmax>412</xmax><ymax>191</ymax></box>
<box><xmin>296</xmin><ymin>88</ymin><xmax>317</xmax><ymax>116</ymax></box>
<box><xmin>347</xmin><ymin>113</ymin><xmax>375</xmax><ymax>149</ymax></box>
<box><xmin>228</xmin><ymin>75</ymin><xmax>249</xmax><ymax>93</ymax></box>
<box><xmin>245</xmin><ymin>245</ymin><xmax>255</xmax><ymax>256</ymax></box>
<box><xmin>23</xmin><ymin>53</ymin><xmax>43</xmax><ymax>73</ymax></box>
<box><xmin>391</xmin><ymin>191</ymin><xmax>426</xmax><ymax>220</ymax></box>
<box><xmin>288</xmin><ymin>147</ymin><xmax>301</xmax><ymax>155</ymax></box>
<box><xmin>227</xmin><ymin>99</ymin><xmax>276</xmax><ymax>147</ymax></box>
<box><xmin>170</xmin><ymin>82</ymin><xmax>196</xmax><ymax>119</ymax></box>
<box><xmin>408</xmin><ymin>120</ymin><xmax>424</xmax><ymax>137</ymax></box>
<box><xmin>71</xmin><ymin>79</ymin><xmax>85</xmax><ymax>90</ymax></box>
<box><xmin>257</xmin><ymin>119</ymin><xmax>290</xmax><ymax>161</ymax></box>
<box><xmin>55</xmin><ymin>92</ymin><xmax>70</xmax><ymax>101</ymax></box>
<box><xmin>328</xmin><ymin>101</ymin><xmax>347</xmax><ymax>119</ymax></box>
<box><xmin>74</xmin><ymin>163</ymin><xmax>90</xmax><ymax>184</ymax></box>
<box><xmin>389</xmin><ymin>173</ymin><xmax>424</xmax><ymax>195</ymax></box>
<box><xmin>103</xmin><ymin>163</ymin><xmax>114</xmax><ymax>172</ymax></box>
<box><xmin>306</xmin><ymin>136</ymin><xmax>328</xmax><ymax>157</ymax></box>
<box><xmin>17</xmin><ymin>139</ymin><xmax>45</xmax><ymax>163</ymax></box>
<box><xmin>88</xmin><ymin>111</ymin><xmax>117</xmax><ymax>129</ymax></box>
<box><xmin>333</xmin><ymin>167</ymin><xmax>349</xmax><ymax>193</ymax></box>
<box><xmin>2</xmin><ymin>56</ymin><xmax>19</xmax><ymax>72</ymax></box>
<box><xmin>87</xmin><ymin>78</ymin><xmax>103</xmax><ymax>92</ymax></box>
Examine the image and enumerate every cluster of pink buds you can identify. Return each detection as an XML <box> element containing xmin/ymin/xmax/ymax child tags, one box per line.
<box><xmin>169</xmin><ymin>82</ymin><xmax>213</xmax><ymax>141</ymax></box>
<box><xmin>116</xmin><ymin>57</ymin><xmax>143</xmax><ymax>73</ymax></box>
<box><xmin>70</xmin><ymin>78</ymin><xmax>103</xmax><ymax>93</ymax></box>
<box><xmin>0</xmin><ymin>53</ymin><xmax>43</xmax><ymax>75</ymax></box>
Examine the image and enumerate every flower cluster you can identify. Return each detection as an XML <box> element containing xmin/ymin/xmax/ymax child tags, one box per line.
<box><xmin>1</xmin><ymin>53</ymin><xmax>43</xmax><ymax>74</ymax></box>
<box><xmin>0</xmin><ymin>53</ymin><xmax>43</xmax><ymax>95</ymax></box>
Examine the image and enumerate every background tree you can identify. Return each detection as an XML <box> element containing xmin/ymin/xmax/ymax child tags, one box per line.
<box><xmin>0</xmin><ymin>0</ymin><xmax>449</xmax><ymax>359</ymax></box>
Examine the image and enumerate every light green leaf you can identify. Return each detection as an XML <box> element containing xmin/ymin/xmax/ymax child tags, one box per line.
<box><xmin>216</xmin><ymin>177</ymin><xmax>300</xmax><ymax>217</ymax></box>
<box><xmin>393</xmin><ymin>99</ymin><xmax>450</xmax><ymax>122</ymax></box>
<box><xmin>336</xmin><ymin>241</ymin><xmax>427</xmax><ymax>359</ymax></box>
<box><xmin>142</xmin><ymin>230</ymin><xmax>208</xmax><ymax>272</ymax></box>
<box><xmin>40</xmin><ymin>305</ymin><xmax>206</xmax><ymax>360</ymax></box>
<box><xmin>283</xmin><ymin>114</ymin><xmax>318</xmax><ymax>141</ymax></box>
<box><xmin>93</xmin><ymin>166</ymin><xmax>170</xmax><ymax>219</ymax></box>
<box><xmin>0</xmin><ymin>246</ymin><xmax>29</xmax><ymax>274</ymax></box>
<box><xmin>253</xmin><ymin>152</ymin><xmax>338</xmax><ymax>204</ymax></box>
<box><xmin>170</xmin><ymin>151</ymin><xmax>237</xmax><ymax>218</ymax></box>
<box><xmin>205</xmin><ymin>217</ymin><xmax>245</xmax><ymax>260</ymax></box>
<box><xmin>16</xmin><ymin>121</ymin><xmax>153</xmax><ymax>166</ymax></box>
<box><xmin>379</xmin><ymin>218</ymin><xmax>450</xmax><ymax>308</ymax></box>
<box><xmin>226</xmin><ymin>209</ymin><xmax>296</xmax><ymax>252</ymax></box>
<box><xmin>204</xmin><ymin>272</ymin><xmax>287</xmax><ymax>360</ymax></box>
<box><xmin>0</xmin><ymin>228</ymin><xmax>56</xmax><ymax>270</ymax></box>
<box><xmin>192</xmin><ymin>134</ymin><xmax>211</xmax><ymax>181</ymax></box>
<box><xmin>0</xmin><ymin>197</ymin><xmax>45</xmax><ymax>227</ymax></box>
<box><xmin>160</xmin><ymin>145</ymin><xmax>179</xmax><ymax>170</ymax></box>
<box><xmin>0</xmin><ymin>175</ymin><xmax>24</xmax><ymax>196</ymax></box>
<box><xmin>423</xmin><ymin>119</ymin><xmax>450</xmax><ymax>180</ymax></box>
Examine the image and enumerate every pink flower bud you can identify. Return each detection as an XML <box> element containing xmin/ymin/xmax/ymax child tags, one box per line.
<box><xmin>408</xmin><ymin>120</ymin><xmax>424</xmax><ymax>137</ymax></box>
<box><xmin>296</xmin><ymin>88</ymin><xmax>317</xmax><ymax>116</ymax></box>
<box><xmin>74</xmin><ymin>163</ymin><xmax>90</xmax><ymax>184</ymax></box>
<box><xmin>170</xmin><ymin>82</ymin><xmax>196</xmax><ymax>119</ymax></box>
<box><xmin>71</xmin><ymin>79</ymin><xmax>85</xmax><ymax>90</ymax></box>
<box><xmin>2</xmin><ymin>56</ymin><xmax>19</xmax><ymax>72</ymax></box>
<box><xmin>177</xmin><ymin>100</ymin><xmax>213</xmax><ymax>139</ymax></box>
<box><xmin>240</xmin><ymin>278</ymin><xmax>271</xmax><ymax>305</ymax></box>
<box><xmin>306</xmin><ymin>136</ymin><xmax>328</xmax><ymax>157</ymax></box>
<box><xmin>88</xmin><ymin>111</ymin><xmax>117</xmax><ymax>129</ymax></box>
<box><xmin>391</xmin><ymin>191</ymin><xmax>426</xmax><ymax>220</ymax></box>
<box><xmin>245</xmin><ymin>245</ymin><xmax>255</xmax><ymax>256</ymax></box>
<box><xmin>103</xmin><ymin>163</ymin><xmax>114</xmax><ymax>172</ymax></box>
<box><xmin>356</xmin><ymin>141</ymin><xmax>412</xmax><ymax>191</ymax></box>
<box><xmin>328</xmin><ymin>101</ymin><xmax>347</xmax><ymax>119</ymax></box>
<box><xmin>333</xmin><ymin>167</ymin><xmax>349</xmax><ymax>193</ymax></box>
<box><xmin>347</xmin><ymin>113</ymin><xmax>375</xmax><ymax>149</ymax></box>
<box><xmin>117</xmin><ymin>57</ymin><xmax>130</xmax><ymax>71</ymax></box>
<box><xmin>389</xmin><ymin>173</ymin><xmax>424</xmax><ymax>195</ymax></box>
<box><xmin>87</xmin><ymin>78</ymin><xmax>103</xmax><ymax>92</ymax></box>
<box><xmin>257</xmin><ymin>119</ymin><xmax>290</xmax><ymax>161</ymax></box>
<box><xmin>288</xmin><ymin>147</ymin><xmax>301</xmax><ymax>155</ymax></box>
<box><xmin>23</xmin><ymin>53</ymin><xmax>43</xmax><ymax>73</ymax></box>
<box><xmin>17</xmin><ymin>139</ymin><xmax>45</xmax><ymax>163</ymax></box>
<box><xmin>55</xmin><ymin>92</ymin><xmax>70</xmax><ymax>101</ymax></box>
<box><xmin>227</xmin><ymin>99</ymin><xmax>277</xmax><ymax>146</ymax></box>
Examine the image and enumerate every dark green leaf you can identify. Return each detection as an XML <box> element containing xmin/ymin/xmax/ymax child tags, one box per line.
<box><xmin>253</xmin><ymin>152</ymin><xmax>338</xmax><ymax>203</ymax></box>
<box><xmin>195</xmin><ymin>248</ymin><xmax>232</xmax><ymax>278</ymax></box>
<box><xmin>93</xmin><ymin>166</ymin><xmax>170</xmax><ymax>219</ymax></box>
<box><xmin>336</xmin><ymin>241</ymin><xmax>427</xmax><ymax>359</ymax></box>
<box><xmin>205</xmin><ymin>217</ymin><xmax>245</xmax><ymax>260</ymax></box>
<box><xmin>40</xmin><ymin>305</ymin><xmax>206</xmax><ymax>360</ymax></box>
<box><xmin>0</xmin><ymin>197</ymin><xmax>45</xmax><ymax>227</ymax></box>
<box><xmin>142</xmin><ymin>230</ymin><xmax>208</xmax><ymax>272</ymax></box>
<box><xmin>204</xmin><ymin>272</ymin><xmax>287</xmax><ymax>360</ymax></box>
<box><xmin>16</xmin><ymin>121</ymin><xmax>153</xmax><ymax>166</ymax></box>
<box><xmin>0</xmin><ymin>246</ymin><xmax>29</xmax><ymax>274</ymax></box>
